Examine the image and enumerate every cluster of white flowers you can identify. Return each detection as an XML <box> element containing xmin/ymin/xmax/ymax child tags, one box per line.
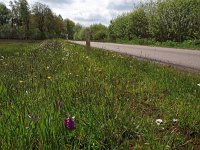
<box><xmin>82</xmin><ymin>55</ymin><xmax>89</xmax><ymax>59</ymax></box>
<box><xmin>0</xmin><ymin>55</ymin><xmax>5</xmax><ymax>62</ymax></box>
<box><xmin>155</xmin><ymin>118</ymin><xmax>178</xmax><ymax>125</ymax></box>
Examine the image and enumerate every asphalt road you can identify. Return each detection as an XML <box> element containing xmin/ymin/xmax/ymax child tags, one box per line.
<box><xmin>71</xmin><ymin>41</ymin><xmax>200</xmax><ymax>71</ymax></box>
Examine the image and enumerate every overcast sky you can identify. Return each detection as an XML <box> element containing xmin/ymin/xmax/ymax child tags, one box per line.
<box><xmin>1</xmin><ymin>0</ymin><xmax>146</xmax><ymax>26</ymax></box>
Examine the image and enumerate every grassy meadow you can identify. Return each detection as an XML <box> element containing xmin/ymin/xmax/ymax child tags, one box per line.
<box><xmin>0</xmin><ymin>39</ymin><xmax>200</xmax><ymax>149</ymax></box>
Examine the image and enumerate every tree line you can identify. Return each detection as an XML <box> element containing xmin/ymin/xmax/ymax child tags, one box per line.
<box><xmin>1</xmin><ymin>0</ymin><xmax>200</xmax><ymax>42</ymax></box>
<box><xmin>0</xmin><ymin>0</ymin><xmax>75</xmax><ymax>39</ymax></box>
<box><xmin>74</xmin><ymin>0</ymin><xmax>200</xmax><ymax>43</ymax></box>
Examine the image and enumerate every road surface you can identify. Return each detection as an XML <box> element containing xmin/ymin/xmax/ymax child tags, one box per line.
<box><xmin>71</xmin><ymin>41</ymin><xmax>200</xmax><ymax>71</ymax></box>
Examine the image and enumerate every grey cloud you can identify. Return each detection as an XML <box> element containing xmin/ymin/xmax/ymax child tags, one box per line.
<box><xmin>75</xmin><ymin>15</ymin><xmax>100</xmax><ymax>22</ymax></box>
<box><xmin>74</xmin><ymin>13</ymin><xmax>109</xmax><ymax>26</ymax></box>
<box><xmin>107</xmin><ymin>1</ymin><xmax>134</xmax><ymax>11</ymax></box>
<box><xmin>41</xmin><ymin>0</ymin><xmax>74</xmax><ymax>4</ymax></box>
<box><xmin>39</xmin><ymin>0</ymin><xmax>75</xmax><ymax>9</ymax></box>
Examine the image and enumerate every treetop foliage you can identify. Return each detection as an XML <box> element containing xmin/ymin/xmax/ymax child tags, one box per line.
<box><xmin>1</xmin><ymin>0</ymin><xmax>199</xmax><ymax>42</ymax></box>
<box><xmin>108</xmin><ymin>0</ymin><xmax>200</xmax><ymax>42</ymax></box>
<box><xmin>74</xmin><ymin>0</ymin><xmax>200</xmax><ymax>42</ymax></box>
<box><xmin>0</xmin><ymin>0</ymin><xmax>75</xmax><ymax>40</ymax></box>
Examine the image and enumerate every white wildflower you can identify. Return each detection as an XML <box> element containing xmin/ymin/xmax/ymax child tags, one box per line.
<box><xmin>47</xmin><ymin>76</ymin><xmax>52</xmax><ymax>79</ymax></box>
<box><xmin>156</xmin><ymin>119</ymin><xmax>163</xmax><ymax>125</ymax></box>
<box><xmin>173</xmin><ymin>118</ymin><xmax>178</xmax><ymax>123</ymax></box>
<box><xmin>160</xmin><ymin>127</ymin><xmax>165</xmax><ymax>130</ymax></box>
<box><xmin>198</xmin><ymin>83</ymin><xmax>200</xmax><ymax>86</ymax></box>
<box><xmin>19</xmin><ymin>80</ymin><xmax>24</xmax><ymax>83</ymax></box>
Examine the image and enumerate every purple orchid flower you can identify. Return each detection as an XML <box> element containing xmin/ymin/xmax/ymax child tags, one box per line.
<box><xmin>64</xmin><ymin>116</ymin><xmax>75</xmax><ymax>130</ymax></box>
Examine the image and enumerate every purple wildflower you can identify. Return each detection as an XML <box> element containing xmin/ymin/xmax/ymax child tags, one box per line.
<box><xmin>64</xmin><ymin>116</ymin><xmax>75</xmax><ymax>130</ymax></box>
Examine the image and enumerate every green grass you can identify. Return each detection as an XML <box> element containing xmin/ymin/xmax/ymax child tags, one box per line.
<box><xmin>0</xmin><ymin>40</ymin><xmax>39</xmax><ymax>57</ymax></box>
<box><xmin>114</xmin><ymin>38</ymin><xmax>200</xmax><ymax>50</ymax></box>
<box><xmin>0</xmin><ymin>39</ymin><xmax>200</xmax><ymax>149</ymax></box>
